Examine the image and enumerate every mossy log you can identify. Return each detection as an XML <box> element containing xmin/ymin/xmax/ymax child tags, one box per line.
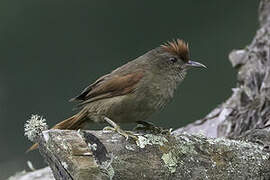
<box><xmin>9</xmin><ymin>129</ymin><xmax>270</xmax><ymax>180</ymax></box>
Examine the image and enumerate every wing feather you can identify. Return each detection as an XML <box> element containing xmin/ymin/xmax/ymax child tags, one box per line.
<box><xmin>70</xmin><ymin>71</ymin><xmax>144</xmax><ymax>107</ymax></box>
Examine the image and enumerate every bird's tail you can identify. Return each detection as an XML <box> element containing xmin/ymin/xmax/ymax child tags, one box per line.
<box><xmin>26</xmin><ymin>111</ymin><xmax>87</xmax><ymax>153</ymax></box>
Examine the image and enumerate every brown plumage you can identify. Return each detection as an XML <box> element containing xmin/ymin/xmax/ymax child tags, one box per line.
<box><xmin>71</xmin><ymin>71</ymin><xmax>144</xmax><ymax>107</ymax></box>
<box><xmin>161</xmin><ymin>39</ymin><xmax>190</xmax><ymax>62</ymax></box>
<box><xmin>27</xmin><ymin>39</ymin><xmax>205</xmax><ymax>153</ymax></box>
<box><xmin>27</xmin><ymin>72</ymin><xmax>144</xmax><ymax>152</ymax></box>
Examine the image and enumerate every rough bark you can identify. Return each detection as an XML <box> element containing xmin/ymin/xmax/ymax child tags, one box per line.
<box><xmin>10</xmin><ymin>0</ymin><xmax>270</xmax><ymax>179</ymax></box>
<box><xmin>10</xmin><ymin>129</ymin><xmax>270</xmax><ymax>180</ymax></box>
<box><xmin>175</xmin><ymin>0</ymin><xmax>270</xmax><ymax>140</ymax></box>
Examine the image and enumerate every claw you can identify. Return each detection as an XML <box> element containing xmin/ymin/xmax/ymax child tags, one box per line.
<box><xmin>103</xmin><ymin>117</ymin><xmax>138</xmax><ymax>141</ymax></box>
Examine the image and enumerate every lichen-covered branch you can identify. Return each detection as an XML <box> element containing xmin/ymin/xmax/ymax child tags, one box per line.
<box><xmin>26</xmin><ymin>129</ymin><xmax>270</xmax><ymax>180</ymax></box>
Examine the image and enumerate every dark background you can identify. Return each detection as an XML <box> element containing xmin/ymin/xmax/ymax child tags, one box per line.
<box><xmin>0</xmin><ymin>0</ymin><xmax>258</xmax><ymax>179</ymax></box>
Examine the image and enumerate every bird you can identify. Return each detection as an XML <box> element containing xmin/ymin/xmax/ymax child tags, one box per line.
<box><xmin>27</xmin><ymin>39</ymin><xmax>206</xmax><ymax>152</ymax></box>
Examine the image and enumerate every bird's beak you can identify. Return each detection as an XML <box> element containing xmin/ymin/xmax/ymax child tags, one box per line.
<box><xmin>186</xmin><ymin>60</ymin><xmax>207</xmax><ymax>68</ymax></box>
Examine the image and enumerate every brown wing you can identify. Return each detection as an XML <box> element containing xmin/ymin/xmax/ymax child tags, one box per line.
<box><xmin>70</xmin><ymin>71</ymin><xmax>144</xmax><ymax>107</ymax></box>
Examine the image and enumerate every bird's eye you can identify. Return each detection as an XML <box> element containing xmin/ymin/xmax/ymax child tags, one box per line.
<box><xmin>169</xmin><ymin>57</ymin><xmax>177</xmax><ymax>63</ymax></box>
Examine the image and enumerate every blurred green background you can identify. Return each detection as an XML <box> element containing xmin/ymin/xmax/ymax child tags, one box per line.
<box><xmin>0</xmin><ymin>0</ymin><xmax>258</xmax><ymax>179</ymax></box>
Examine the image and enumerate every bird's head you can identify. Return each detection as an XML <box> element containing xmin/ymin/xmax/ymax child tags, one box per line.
<box><xmin>147</xmin><ymin>39</ymin><xmax>206</xmax><ymax>77</ymax></box>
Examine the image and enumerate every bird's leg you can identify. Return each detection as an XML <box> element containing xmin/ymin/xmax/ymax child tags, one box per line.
<box><xmin>103</xmin><ymin>117</ymin><xmax>138</xmax><ymax>141</ymax></box>
<box><xmin>134</xmin><ymin>121</ymin><xmax>172</xmax><ymax>135</ymax></box>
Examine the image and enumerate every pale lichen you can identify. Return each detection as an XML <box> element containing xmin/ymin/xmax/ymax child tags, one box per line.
<box><xmin>160</xmin><ymin>133</ymin><xmax>270</xmax><ymax>176</ymax></box>
<box><xmin>24</xmin><ymin>114</ymin><xmax>48</xmax><ymax>142</ymax></box>
<box><xmin>42</xmin><ymin>130</ymin><xmax>50</xmax><ymax>142</ymax></box>
<box><xmin>136</xmin><ymin>134</ymin><xmax>168</xmax><ymax>148</ymax></box>
<box><xmin>61</xmin><ymin>161</ymin><xmax>68</xmax><ymax>169</ymax></box>
<box><xmin>161</xmin><ymin>151</ymin><xmax>178</xmax><ymax>173</ymax></box>
<box><xmin>88</xmin><ymin>143</ymin><xmax>97</xmax><ymax>151</ymax></box>
<box><xmin>161</xmin><ymin>135</ymin><xmax>197</xmax><ymax>173</ymax></box>
<box><xmin>125</xmin><ymin>144</ymin><xmax>135</xmax><ymax>151</ymax></box>
<box><xmin>99</xmin><ymin>155</ymin><xmax>115</xmax><ymax>180</ymax></box>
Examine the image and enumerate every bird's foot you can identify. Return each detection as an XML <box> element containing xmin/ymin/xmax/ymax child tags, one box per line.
<box><xmin>134</xmin><ymin>121</ymin><xmax>172</xmax><ymax>135</ymax></box>
<box><xmin>103</xmin><ymin>117</ymin><xmax>138</xmax><ymax>141</ymax></box>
